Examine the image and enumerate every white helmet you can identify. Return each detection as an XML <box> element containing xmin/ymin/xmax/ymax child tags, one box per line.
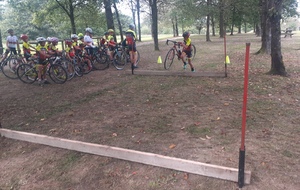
<box><xmin>71</xmin><ymin>34</ymin><xmax>78</xmax><ymax>39</ymax></box>
<box><xmin>46</xmin><ymin>37</ymin><xmax>52</xmax><ymax>41</ymax></box>
<box><xmin>85</xmin><ymin>27</ymin><xmax>93</xmax><ymax>34</ymax></box>
<box><xmin>36</xmin><ymin>37</ymin><xmax>46</xmax><ymax>42</ymax></box>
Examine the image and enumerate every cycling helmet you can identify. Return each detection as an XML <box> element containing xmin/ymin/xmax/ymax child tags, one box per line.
<box><xmin>85</xmin><ymin>27</ymin><xmax>93</xmax><ymax>34</ymax></box>
<box><xmin>51</xmin><ymin>37</ymin><xmax>59</xmax><ymax>43</ymax></box>
<box><xmin>36</xmin><ymin>37</ymin><xmax>46</xmax><ymax>43</ymax></box>
<box><xmin>65</xmin><ymin>39</ymin><xmax>73</xmax><ymax>46</ymax></box>
<box><xmin>20</xmin><ymin>34</ymin><xmax>28</xmax><ymax>40</ymax></box>
<box><xmin>104</xmin><ymin>32</ymin><xmax>109</xmax><ymax>35</ymax></box>
<box><xmin>129</xmin><ymin>24</ymin><xmax>135</xmax><ymax>29</ymax></box>
<box><xmin>108</xmin><ymin>29</ymin><xmax>114</xmax><ymax>33</ymax></box>
<box><xmin>78</xmin><ymin>33</ymin><xmax>84</xmax><ymax>39</ymax></box>
<box><xmin>71</xmin><ymin>34</ymin><xmax>78</xmax><ymax>39</ymax></box>
<box><xmin>182</xmin><ymin>31</ymin><xmax>190</xmax><ymax>38</ymax></box>
<box><xmin>47</xmin><ymin>37</ymin><xmax>52</xmax><ymax>42</ymax></box>
<box><xmin>7</xmin><ymin>29</ymin><xmax>13</xmax><ymax>33</ymax></box>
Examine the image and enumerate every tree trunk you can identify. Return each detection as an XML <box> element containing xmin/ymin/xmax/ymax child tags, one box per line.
<box><xmin>137</xmin><ymin>0</ymin><xmax>142</xmax><ymax>41</ymax></box>
<box><xmin>256</xmin><ymin>0</ymin><xmax>271</xmax><ymax>54</ymax></box>
<box><xmin>230</xmin><ymin>5</ymin><xmax>235</xmax><ymax>35</ymax></box>
<box><xmin>255</xmin><ymin>23</ymin><xmax>261</xmax><ymax>36</ymax></box>
<box><xmin>69</xmin><ymin>4</ymin><xmax>76</xmax><ymax>34</ymax></box>
<box><xmin>206</xmin><ymin>0</ymin><xmax>211</xmax><ymax>41</ymax></box>
<box><xmin>104</xmin><ymin>0</ymin><xmax>114</xmax><ymax>33</ymax></box>
<box><xmin>211</xmin><ymin>16</ymin><xmax>216</xmax><ymax>36</ymax></box>
<box><xmin>175</xmin><ymin>16</ymin><xmax>179</xmax><ymax>36</ymax></box>
<box><xmin>0</xmin><ymin>29</ymin><xmax>3</xmax><ymax>54</ymax></box>
<box><xmin>219</xmin><ymin>0</ymin><xmax>225</xmax><ymax>38</ymax></box>
<box><xmin>130</xmin><ymin>0</ymin><xmax>137</xmax><ymax>36</ymax></box>
<box><xmin>268</xmin><ymin>0</ymin><xmax>287</xmax><ymax>76</ymax></box>
<box><xmin>172</xmin><ymin>18</ymin><xmax>176</xmax><ymax>37</ymax></box>
<box><xmin>113</xmin><ymin>1</ymin><xmax>122</xmax><ymax>42</ymax></box>
<box><xmin>150</xmin><ymin>0</ymin><xmax>159</xmax><ymax>50</ymax></box>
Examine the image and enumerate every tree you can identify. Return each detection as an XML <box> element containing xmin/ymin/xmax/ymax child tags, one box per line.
<box><xmin>104</xmin><ymin>0</ymin><xmax>115</xmax><ymax>33</ymax></box>
<box><xmin>268</xmin><ymin>0</ymin><xmax>287</xmax><ymax>76</ymax></box>
<box><xmin>149</xmin><ymin>0</ymin><xmax>159</xmax><ymax>50</ymax></box>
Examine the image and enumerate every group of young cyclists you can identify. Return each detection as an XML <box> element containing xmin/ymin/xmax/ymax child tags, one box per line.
<box><xmin>1</xmin><ymin>24</ymin><xmax>195</xmax><ymax>86</ymax></box>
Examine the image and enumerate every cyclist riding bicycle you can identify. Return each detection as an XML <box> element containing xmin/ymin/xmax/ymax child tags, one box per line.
<box><xmin>107</xmin><ymin>29</ymin><xmax>116</xmax><ymax>61</ymax></box>
<box><xmin>48</xmin><ymin>37</ymin><xmax>62</xmax><ymax>56</ymax></box>
<box><xmin>0</xmin><ymin>29</ymin><xmax>21</xmax><ymax>62</ymax></box>
<box><xmin>35</xmin><ymin>37</ymin><xmax>51</xmax><ymax>85</ymax></box>
<box><xmin>125</xmin><ymin>24</ymin><xmax>138</xmax><ymax>68</ymax></box>
<box><xmin>178</xmin><ymin>31</ymin><xmax>195</xmax><ymax>72</ymax></box>
<box><xmin>84</xmin><ymin>27</ymin><xmax>95</xmax><ymax>56</ymax></box>
<box><xmin>71</xmin><ymin>34</ymin><xmax>81</xmax><ymax>56</ymax></box>
<box><xmin>20</xmin><ymin>34</ymin><xmax>34</xmax><ymax>61</ymax></box>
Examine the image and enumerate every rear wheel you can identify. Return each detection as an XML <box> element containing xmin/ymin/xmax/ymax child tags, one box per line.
<box><xmin>17</xmin><ymin>64</ymin><xmax>37</xmax><ymax>84</ymax></box>
<box><xmin>48</xmin><ymin>64</ymin><xmax>68</xmax><ymax>84</ymax></box>
<box><xmin>164</xmin><ymin>48</ymin><xmax>175</xmax><ymax>70</ymax></box>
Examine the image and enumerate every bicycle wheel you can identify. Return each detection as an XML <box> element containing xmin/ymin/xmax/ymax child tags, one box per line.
<box><xmin>191</xmin><ymin>44</ymin><xmax>196</xmax><ymax>60</ymax></box>
<box><xmin>74</xmin><ymin>63</ymin><xmax>84</xmax><ymax>77</ymax></box>
<box><xmin>17</xmin><ymin>63</ymin><xmax>37</xmax><ymax>84</ymax></box>
<box><xmin>164</xmin><ymin>48</ymin><xmax>175</xmax><ymax>70</ymax></box>
<box><xmin>48</xmin><ymin>64</ymin><xmax>68</xmax><ymax>84</ymax></box>
<box><xmin>60</xmin><ymin>59</ymin><xmax>75</xmax><ymax>80</ymax></box>
<box><xmin>136</xmin><ymin>50</ymin><xmax>140</xmax><ymax>65</ymax></box>
<box><xmin>1</xmin><ymin>57</ymin><xmax>21</xmax><ymax>79</ymax></box>
<box><xmin>113</xmin><ymin>50</ymin><xmax>127</xmax><ymax>70</ymax></box>
<box><xmin>92</xmin><ymin>51</ymin><xmax>109</xmax><ymax>70</ymax></box>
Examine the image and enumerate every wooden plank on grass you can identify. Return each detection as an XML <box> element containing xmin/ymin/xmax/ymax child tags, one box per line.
<box><xmin>0</xmin><ymin>128</ymin><xmax>250</xmax><ymax>184</ymax></box>
<box><xmin>126</xmin><ymin>70</ymin><xmax>226</xmax><ymax>77</ymax></box>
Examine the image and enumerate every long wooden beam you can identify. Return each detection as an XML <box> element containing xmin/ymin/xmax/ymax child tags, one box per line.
<box><xmin>126</xmin><ymin>70</ymin><xmax>226</xmax><ymax>77</ymax></box>
<box><xmin>0</xmin><ymin>128</ymin><xmax>250</xmax><ymax>184</ymax></box>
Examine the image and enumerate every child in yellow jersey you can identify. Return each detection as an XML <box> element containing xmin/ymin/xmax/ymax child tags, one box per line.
<box><xmin>71</xmin><ymin>34</ymin><xmax>81</xmax><ymax>56</ymax></box>
<box><xmin>35</xmin><ymin>37</ymin><xmax>51</xmax><ymax>85</ymax></box>
<box><xmin>48</xmin><ymin>37</ymin><xmax>61</xmax><ymax>56</ymax></box>
<box><xmin>20</xmin><ymin>34</ymin><xmax>34</xmax><ymax>61</ymax></box>
<box><xmin>107</xmin><ymin>29</ymin><xmax>116</xmax><ymax>61</ymax></box>
<box><xmin>178</xmin><ymin>31</ymin><xmax>195</xmax><ymax>72</ymax></box>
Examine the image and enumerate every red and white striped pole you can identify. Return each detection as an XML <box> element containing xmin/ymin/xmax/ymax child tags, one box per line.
<box><xmin>238</xmin><ymin>43</ymin><xmax>250</xmax><ymax>188</ymax></box>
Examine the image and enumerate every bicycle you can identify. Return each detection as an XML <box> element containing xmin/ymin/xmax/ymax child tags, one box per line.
<box><xmin>112</xmin><ymin>43</ymin><xmax>140</xmax><ymax>70</ymax></box>
<box><xmin>17</xmin><ymin>57</ymin><xmax>68</xmax><ymax>84</ymax></box>
<box><xmin>164</xmin><ymin>39</ymin><xmax>195</xmax><ymax>70</ymax></box>
<box><xmin>0</xmin><ymin>51</ymin><xmax>25</xmax><ymax>79</ymax></box>
<box><xmin>89</xmin><ymin>46</ymin><xmax>110</xmax><ymax>70</ymax></box>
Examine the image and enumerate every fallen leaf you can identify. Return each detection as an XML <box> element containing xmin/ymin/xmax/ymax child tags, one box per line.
<box><xmin>183</xmin><ymin>173</ymin><xmax>189</xmax><ymax>180</ymax></box>
<box><xmin>200</xmin><ymin>137</ymin><xmax>206</xmax><ymax>141</ymax></box>
<box><xmin>216</xmin><ymin>117</ymin><xmax>220</xmax><ymax>120</ymax></box>
<box><xmin>40</xmin><ymin>118</ymin><xmax>45</xmax><ymax>121</ymax></box>
<box><xmin>194</xmin><ymin>122</ymin><xmax>201</xmax><ymax>126</ymax></box>
<box><xmin>206</xmin><ymin>135</ymin><xmax>212</xmax><ymax>139</ymax></box>
<box><xmin>169</xmin><ymin>144</ymin><xmax>176</xmax><ymax>149</ymax></box>
<box><xmin>112</xmin><ymin>133</ymin><xmax>118</xmax><ymax>137</ymax></box>
<box><xmin>224</xmin><ymin>102</ymin><xmax>230</xmax><ymax>106</ymax></box>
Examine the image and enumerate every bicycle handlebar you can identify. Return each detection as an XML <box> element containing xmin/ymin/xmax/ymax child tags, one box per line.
<box><xmin>166</xmin><ymin>39</ymin><xmax>178</xmax><ymax>46</ymax></box>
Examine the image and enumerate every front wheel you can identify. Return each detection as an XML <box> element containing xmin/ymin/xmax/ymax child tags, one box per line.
<box><xmin>1</xmin><ymin>58</ymin><xmax>21</xmax><ymax>79</ymax></box>
<box><xmin>48</xmin><ymin>64</ymin><xmax>68</xmax><ymax>84</ymax></box>
<box><xmin>113</xmin><ymin>50</ymin><xmax>127</xmax><ymax>70</ymax></box>
<box><xmin>191</xmin><ymin>44</ymin><xmax>196</xmax><ymax>60</ymax></box>
<box><xmin>92</xmin><ymin>52</ymin><xmax>109</xmax><ymax>70</ymax></box>
<box><xmin>17</xmin><ymin>63</ymin><xmax>37</xmax><ymax>84</ymax></box>
<box><xmin>164</xmin><ymin>48</ymin><xmax>175</xmax><ymax>70</ymax></box>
